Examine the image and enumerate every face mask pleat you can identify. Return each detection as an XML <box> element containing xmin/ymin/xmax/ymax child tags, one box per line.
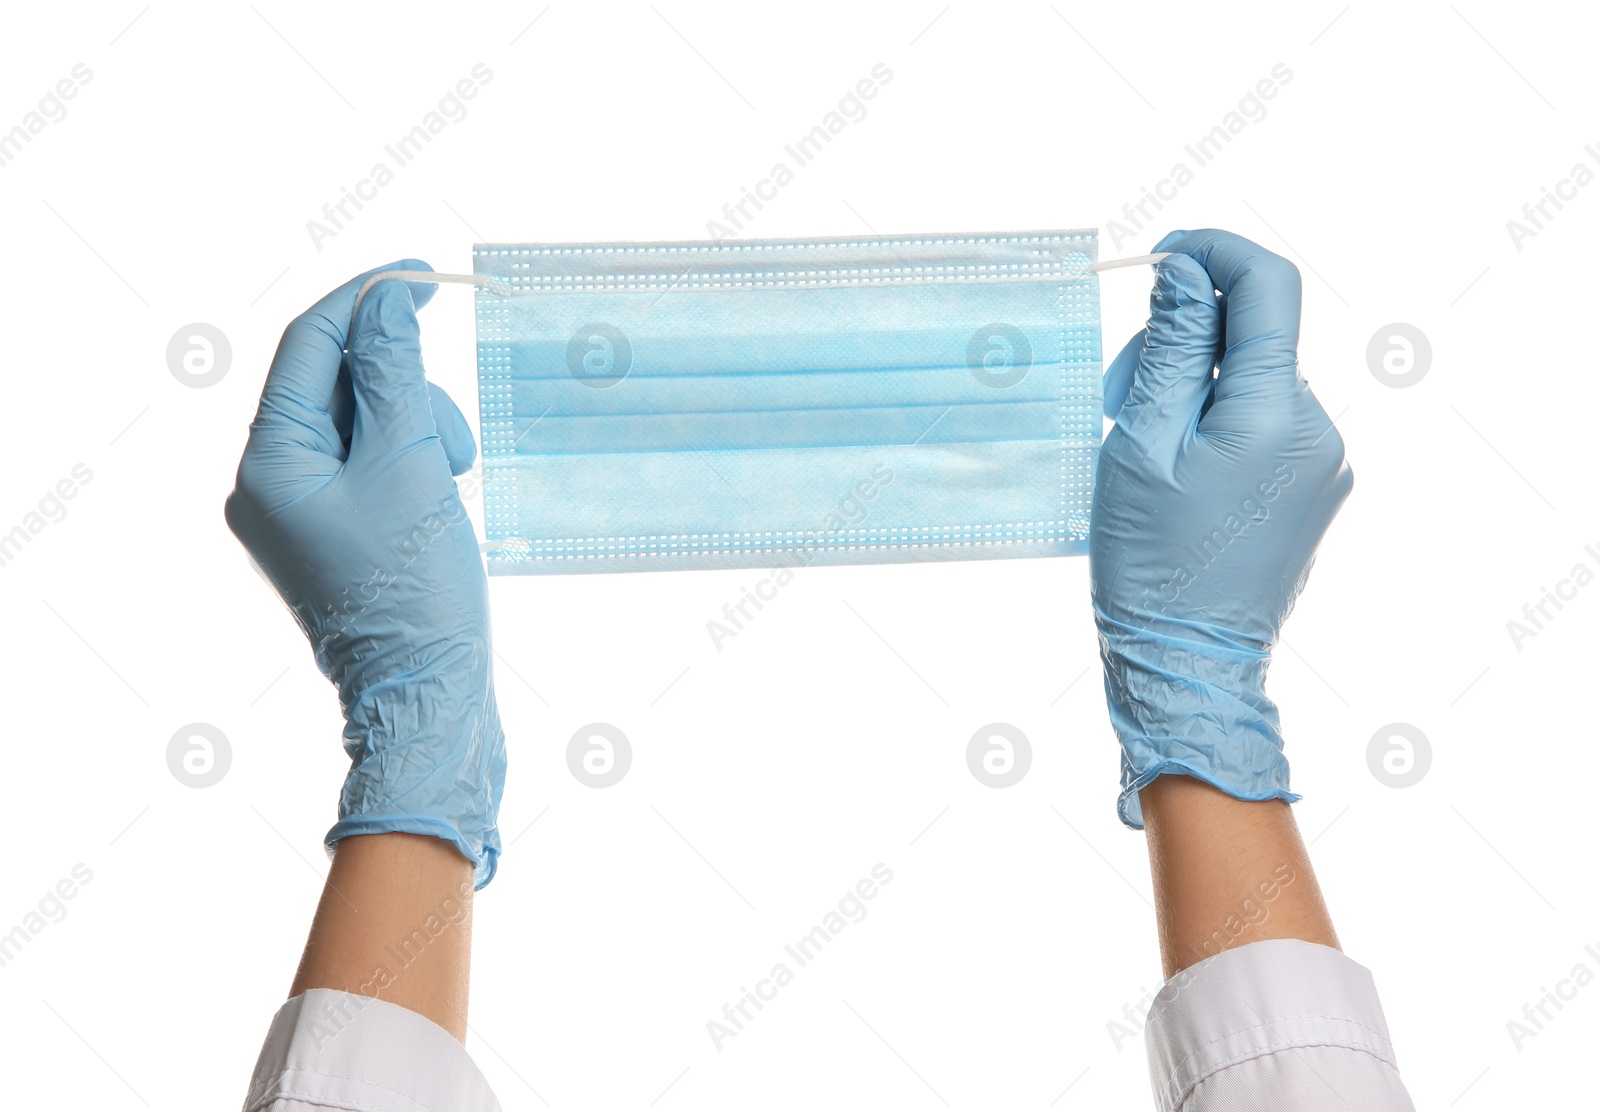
<box><xmin>475</xmin><ymin>232</ymin><xmax>1102</xmax><ymax>573</ymax></box>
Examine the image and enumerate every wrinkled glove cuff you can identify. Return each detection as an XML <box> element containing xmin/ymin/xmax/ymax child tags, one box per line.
<box><xmin>330</xmin><ymin>667</ymin><xmax>507</xmax><ymax>890</ymax></box>
<box><xmin>1096</xmin><ymin>613</ymin><xmax>1295</xmax><ymax>828</ymax></box>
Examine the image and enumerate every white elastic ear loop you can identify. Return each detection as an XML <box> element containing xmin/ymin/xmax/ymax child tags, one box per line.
<box><xmin>347</xmin><ymin>270</ymin><xmax>508</xmax><ymax>347</ymax></box>
<box><xmin>1087</xmin><ymin>252</ymin><xmax>1171</xmax><ymax>273</ymax></box>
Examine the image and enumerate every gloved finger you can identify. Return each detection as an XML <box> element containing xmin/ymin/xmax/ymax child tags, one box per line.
<box><xmin>1115</xmin><ymin>253</ymin><xmax>1222</xmax><ymax>429</ymax></box>
<box><xmin>227</xmin><ymin>434</ymin><xmax>342</xmax><ymax>535</ymax></box>
<box><xmin>328</xmin><ymin>365</ymin><xmax>354</xmax><ymax>460</ymax></box>
<box><xmin>331</xmin><ymin>299</ymin><xmax>468</xmax><ymax>472</ymax></box>
<box><xmin>1102</xmin><ymin>328</ymin><xmax>1144</xmax><ymax>420</ymax></box>
<box><xmin>254</xmin><ymin>259</ymin><xmax>438</xmax><ymax>450</ymax></box>
<box><xmin>346</xmin><ymin>278</ymin><xmax>445</xmax><ymax>460</ymax></box>
<box><xmin>1153</xmin><ymin>230</ymin><xmax>1299</xmax><ymax>405</ymax></box>
<box><xmin>427</xmin><ymin>381</ymin><xmax>478</xmax><ymax>476</ymax></box>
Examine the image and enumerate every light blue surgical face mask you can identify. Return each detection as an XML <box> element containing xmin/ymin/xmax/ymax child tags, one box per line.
<box><xmin>472</xmin><ymin>231</ymin><xmax>1104</xmax><ymax>574</ymax></box>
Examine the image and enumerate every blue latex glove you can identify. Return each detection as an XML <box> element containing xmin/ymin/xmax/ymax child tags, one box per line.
<box><xmin>226</xmin><ymin>261</ymin><xmax>506</xmax><ymax>887</ymax></box>
<box><xmin>1091</xmin><ymin>230</ymin><xmax>1352</xmax><ymax>827</ymax></box>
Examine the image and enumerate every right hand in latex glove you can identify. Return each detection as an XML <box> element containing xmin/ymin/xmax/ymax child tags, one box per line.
<box><xmin>1090</xmin><ymin>230</ymin><xmax>1352</xmax><ymax>828</ymax></box>
<box><xmin>225</xmin><ymin>262</ymin><xmax>506</xmax><ymax>887</ymax></box>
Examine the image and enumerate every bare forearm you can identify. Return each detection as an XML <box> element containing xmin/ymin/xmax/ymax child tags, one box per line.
<box><xmin>1140</xmin><ymin>775</ymin><xmax>1339</xmax><ymax>979</ymax></box>
<box><xmin>290</xmin><ymin>833</ymin><xmax>476</xmax><ymax>1041</ymax></box>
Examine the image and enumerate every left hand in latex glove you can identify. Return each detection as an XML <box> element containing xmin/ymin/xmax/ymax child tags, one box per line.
<box><xmin>1090</xmin><ymin>230</ymin><xmax>1352</xmax><ymax>828</ymax></box>
<box><xmin>225</xmin><ymin>261</ymin><xmax>506</xmax><ymax>887</ymax></box>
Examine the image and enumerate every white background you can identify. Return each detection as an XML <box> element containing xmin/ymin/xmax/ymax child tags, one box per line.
<box><xmin>0</xmin><ymin>2</ymin><xmax>1593</xmax><ymax>1108</ymax></box>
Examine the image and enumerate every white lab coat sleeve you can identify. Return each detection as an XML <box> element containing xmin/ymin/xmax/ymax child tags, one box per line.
<box><xmin>241</xmin><ymin>989</ymin><xmax>502</xmax><ymax>1112</ymax></box>
<box><xmin>1144</xmin><ymin>939</ymin><xmax>1415</xmax><ymax>1112</ymax></box>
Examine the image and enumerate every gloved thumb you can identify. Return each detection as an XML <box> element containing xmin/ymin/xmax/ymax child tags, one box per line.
<box><xmin>1102</xmin><ymin>327</ymin><xmax>1145</xmax><ymax>420</ymax></box>
<box><xmin>1113</xmin><ymin>254</ymin><xmax>1221</xmax><ymax>433</ymax></box>
<box><xmin>347</xmin><ymin>279</ymin><xmax>440</xmax><ymax>458</ymax></box>
<box><xmin>427</xmin><ymin>382</ymin><xmax>478</xmax><ymax>477</ymax></box>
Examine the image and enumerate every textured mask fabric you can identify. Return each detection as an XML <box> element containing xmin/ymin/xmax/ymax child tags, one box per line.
<box><xmin>473</xmin><ymin>231</ymin><xmax>1103</xmax><ymax>574</ymax></box>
